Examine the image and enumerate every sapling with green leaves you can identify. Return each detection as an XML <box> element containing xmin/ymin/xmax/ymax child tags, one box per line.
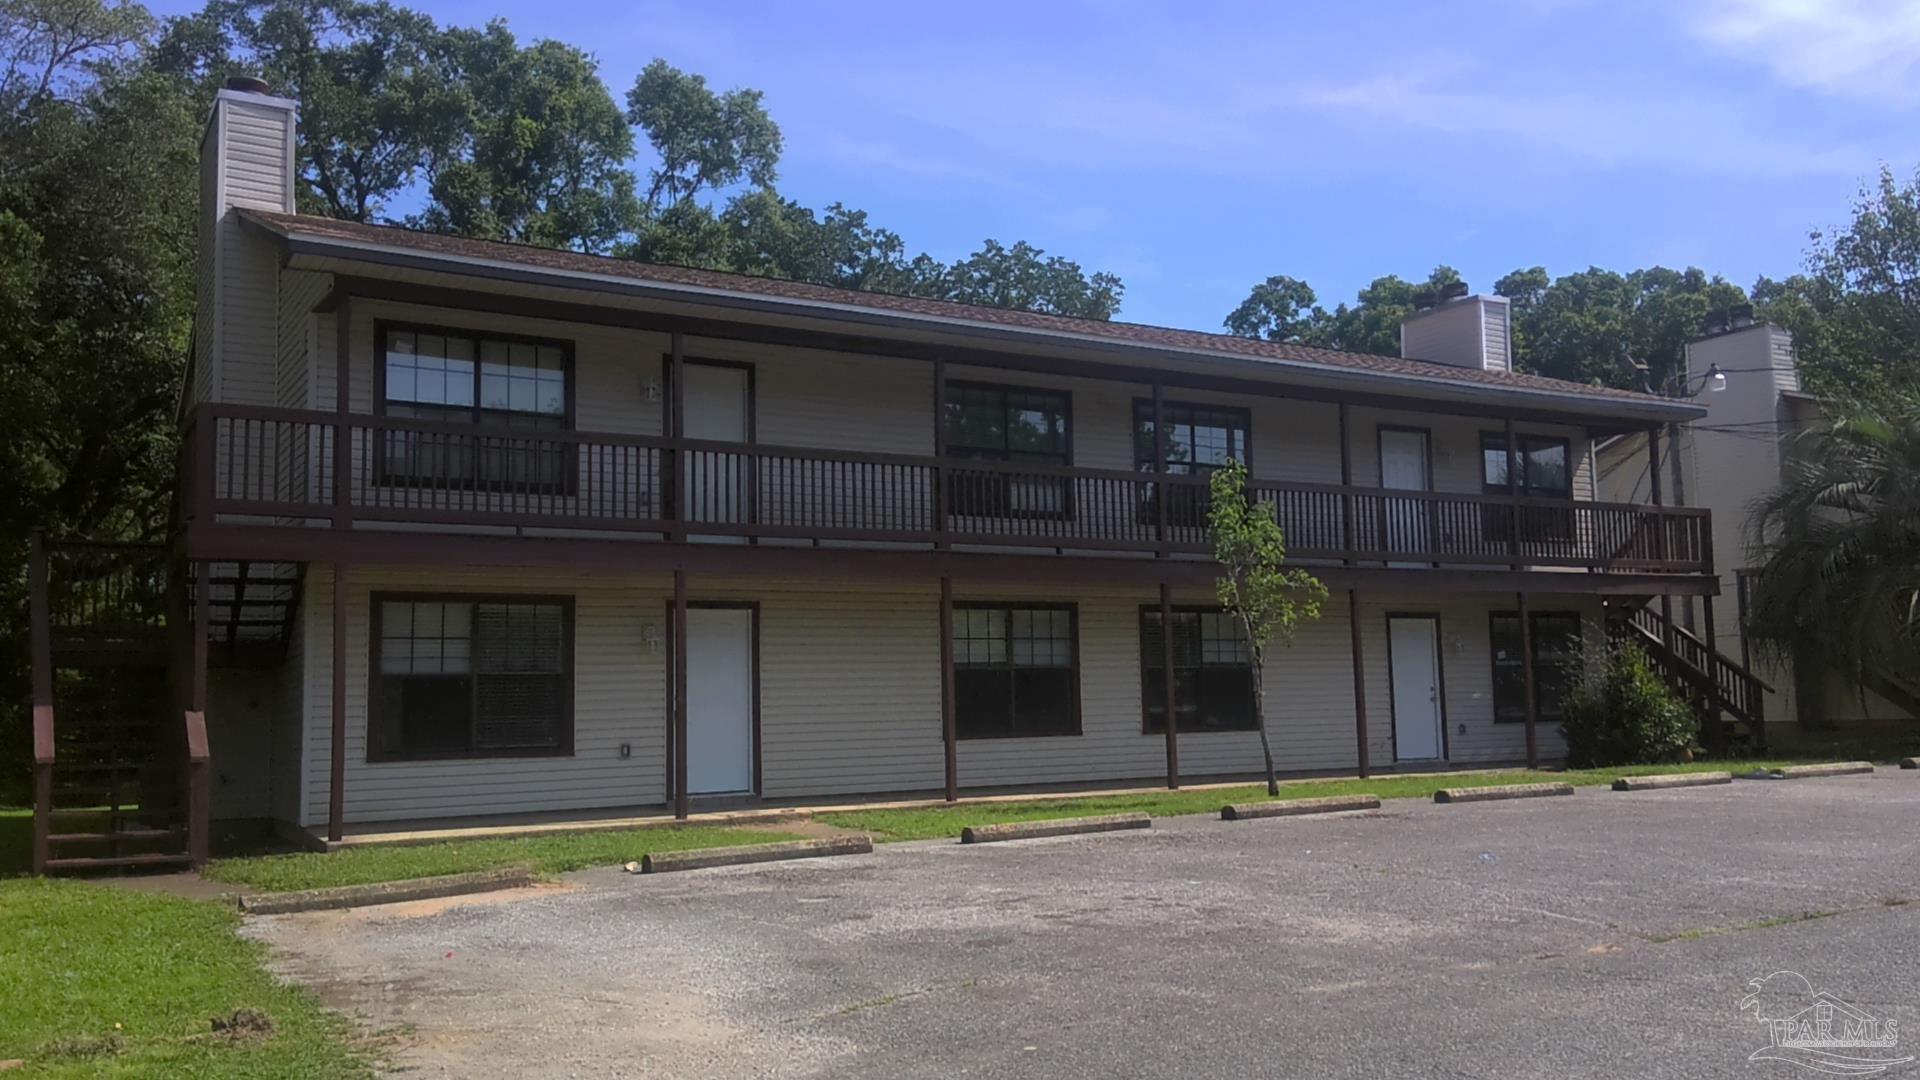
<box><xmin>1207</xmin><ymin>460</ymin><xmax>1329</xmax><ymax>795</ymax></box>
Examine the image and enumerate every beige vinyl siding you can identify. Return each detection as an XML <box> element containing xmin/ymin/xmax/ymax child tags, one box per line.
<box><xmin>277</xmin><ymin>269</ymin><xmax>329</xmax><ymax>410</ymax></box>
<box><xmin>290</xmin><ymin>564</ymin><xmax>1596</xmax><ymax>825</ymax></box>
<box><xmin>1481</xmin><ymin>302</ymin><xmax>1511</xmax><ymax>374</ymax></box>
<box><xmin>274</xmin><ymin>605</ymin><xmax>306</xmax><ymax>825</ymax></box>
<box><xmin>301</xmin><ymin>565</ymin><xmax>665</xmax><ymax>825</ymax></box>
<box><xmin>203</xmin><ymin>98</ymin><xmax>294</xmax><ymax>409</ymax></box>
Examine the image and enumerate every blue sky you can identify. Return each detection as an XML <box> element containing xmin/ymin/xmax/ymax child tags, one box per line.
<box><xmin>162</xmin><ymin>0</ymin><xmax>1920</xmax><ymax>331</ymax></box>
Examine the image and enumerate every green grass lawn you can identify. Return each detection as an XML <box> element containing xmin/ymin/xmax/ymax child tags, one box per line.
<box><xmin>817</xmin><ymin>761</ymin><xmax>1806</xmax><ymax>842</ymax></box>
<box><xmin>205</xmin><ymin>824</ymin><xmax>806</xmax><ymax>893</ymax></box>
<box><xmin>0</xmin><ymin>878</ymin><xmax>371</xmax><ymax>1077</ymax></box>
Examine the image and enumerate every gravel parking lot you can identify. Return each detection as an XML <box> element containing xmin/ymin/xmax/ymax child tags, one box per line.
<box><xmin>250</xmin><ymin>770</ymin><xmax>1920</xmax><ymax>1079</ymax></box>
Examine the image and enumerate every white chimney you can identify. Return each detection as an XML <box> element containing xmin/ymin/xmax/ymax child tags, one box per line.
<box><xmin>193</xmin><ymin>77</ymin><xmax>297</xmax><ymax>409</ymax></box>
<box><xmin>1399</xmin><ymin>285</ymin><xmax>1512</xmax><ymax>373</ymax></box>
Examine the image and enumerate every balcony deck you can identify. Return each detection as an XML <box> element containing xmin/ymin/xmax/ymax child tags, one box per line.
<box><xmin>182</xmin><ymin>404</ymin><xmax>1713</xmax><ymax>587</ymax></box>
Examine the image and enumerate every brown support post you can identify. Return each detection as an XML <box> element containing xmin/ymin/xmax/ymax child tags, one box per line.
<box><xmin>332</xmin><ymin>293</ymin><xmax>352</xmax><ymax>529</ymax></box>
<box><xmin>1517</xmin><ymin>591</ymin><xmax>1539</xmax><ymax>769</ymax></box>
<box><xmin>1338</xmin><ymin>403</ymin><xmax>1355</xmax><ymax>564</ymax></box>
<box><xmin>1153</xmin><ymin>383</ymin><xmax>1170</xmax><ymax>556</ymax></box>
<box><xmin>672</xmin><ymin>568</ymin><xmax>690</xmax><ymax>820</ymax></box>
<box><xmin>329</xmin><ymin>563</ymin><xmax>347</xmax><ymax>842</ymax></box>
<box><xmin>939</xmin><ymin>575</ymin><xmax>957</xmax><ymax>801</ymax></box>
<box><xmin>28</xmin><ymin>529</ymin><xmax>52</xmax><ymax>876</ymax></box>
<box><xmin>1647</xmin><ymin>425</ymin><xmax>1675</xmax><ymax>644</ymax></box>
<box><xmin>1504</xmin><ymin>416</ymin><xmax>1522</xmax><ymax>566</ymax></box>
<box><xmin>669</xmin><ymin>333</ymin><xmax>687</xmax><ymax>543</ymax></box>
<box><xmin>1159</xmin><ymin>582</ymin><xmax>1180</xmax><ymax>789</ymax></box>
<box><xmin>1348</xmin><ymin>590</ymin><xmax>1370</xmax><ymax>779</ymax></box>
<box><xmin>932</xmin><ymin>356</ymin><xmax>949</xmax><ymax>548</ymax></box>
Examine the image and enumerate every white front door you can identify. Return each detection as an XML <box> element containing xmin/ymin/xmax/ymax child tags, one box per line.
<box><xmin>685</xmin><ymin>606</ymin><xmax>755</xmax><ymax>795</ymax></box>
<box><xmin>1379</xmin><ymin>429</ymin><xmax>1431</xmax><ymax>567</ymax></box>
<box><xmin>1389</xmin><ymin>615</ymin><xmax>1444</xmax><ymax>761</ymax></box>
<box><xmin>681</xmin><ymin>363</ymin><xmax>752</xmax><ymax>536</ymax></box>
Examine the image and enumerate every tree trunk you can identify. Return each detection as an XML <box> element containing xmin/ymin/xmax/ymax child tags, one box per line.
<box><xmin>1253</xmin><ymin>654</ymin><xmax>1277</xmax><ymax>796</ymax></box>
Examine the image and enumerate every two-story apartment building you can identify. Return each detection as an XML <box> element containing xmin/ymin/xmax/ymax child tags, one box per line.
<box><xmin>27</xmin><ymin>82</ymin><xmax>1719</xmax><ymax>871</ymax></box>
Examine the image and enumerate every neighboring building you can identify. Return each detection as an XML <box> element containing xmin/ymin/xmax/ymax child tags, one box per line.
<box><xmin>27</xmin><ymin>83</ymin><xmax>1721</xmax><ymax>871</ymax></box>
<box><xmin>1597</xmin><ymin>313</ymin><xmax>1917</xmax><ymax>742</ymax></box>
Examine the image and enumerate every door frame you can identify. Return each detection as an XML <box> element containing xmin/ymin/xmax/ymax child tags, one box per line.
<box><xmin>664</xmin><ymin>356</ymin><xmax>758</xmax><ymax>535</ymax></box>
<box><xmin>664</xmin><ymin>599</ymin><xmax>762</xmax><ymax>799</ymax></box>
<box><xmin>1383</xmin><ymin>611</ymin><xmax>1450</xmax><ymax>763</ymax></box>
<box><xmin>1377</xmin><ymin>424</ymin><xmax>1435</xmax><ymax>566</ymax></box>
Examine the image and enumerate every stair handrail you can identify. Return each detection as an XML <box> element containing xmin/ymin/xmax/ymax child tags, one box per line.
<box><xmin>1629</xmin><ymin>604</ymin><xmax>1775</xmax><ymax>693</ymax></box>
<box><xmin>28</xmin><ymin>529</ymin><xmax>54</xmax><ymax>875</ymax></box>
<box><xmin>183</xmin><ymin>709</ymin><xmax>210</xmax><ymax>866</ymax></box>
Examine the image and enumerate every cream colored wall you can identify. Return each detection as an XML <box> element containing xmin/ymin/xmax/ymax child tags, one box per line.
<box><xmin>290</xmin><ymin>565</ymin><xmax>1599</xmax><ymax>826</ymax></box>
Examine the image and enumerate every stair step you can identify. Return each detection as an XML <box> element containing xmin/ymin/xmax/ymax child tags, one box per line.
<box><xmin>47</xmin><ymin>828</ymin><xmax>184</xmax><ymax>845</ymax></box>
<box><xmin>44</xmin><ymin>853</ymin><xmax>191</xmax><ymax>873</ymax></box>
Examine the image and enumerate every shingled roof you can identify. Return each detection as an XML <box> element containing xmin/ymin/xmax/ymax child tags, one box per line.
<box><xmin>241</xmin><ymin>209</ymin><xmax>1679</xmax><ymax>409</ymax></box>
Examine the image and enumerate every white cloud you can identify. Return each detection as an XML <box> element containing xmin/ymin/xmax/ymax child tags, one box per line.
<box><xmin>1678</xmin><ymin>0</ymin><xmax>1920</xmax><ymax>102</ymax></box>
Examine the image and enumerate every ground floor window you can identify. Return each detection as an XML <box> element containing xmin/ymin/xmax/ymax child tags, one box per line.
<box><xmin>953</xmin><ymin>605</ymin><xmax>1080</xmax><ymax>738</ymax></box>
<box><xmin>371</xmin><ymin>595</ymin><xmax>573</xmax><ymax>760</ymax></box>
<box><xmin>1489</xmin><ymin>611</ymin><xmax>1582</xmax><ymax>723</ymax></box>
<box><xmin>1140</xmin><ymin>607</ymin><xmax>1256</xmax><ymax>733</ymax></box>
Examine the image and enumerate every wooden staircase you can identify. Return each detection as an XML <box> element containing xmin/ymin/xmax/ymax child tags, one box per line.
<box><xmin>1608</xmin><ymin>600</ymin><xmax>1771</xmax><ymax>753</ymax></box>
<box><xmin>28</xmin><ymin>535</ymin><xmax>210</xmax><ymax>875</ymax></box>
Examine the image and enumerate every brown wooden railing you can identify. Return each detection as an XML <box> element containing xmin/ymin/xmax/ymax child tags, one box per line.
<box><xmin>1624</xmin><ymin>604</ymin><xmax>1771</xmax><ymax>725</ymax></box>
<box><xmin>184</xmin><ymin>404</ymin><xmax>1713</xmax><ymax>574</ymax></box>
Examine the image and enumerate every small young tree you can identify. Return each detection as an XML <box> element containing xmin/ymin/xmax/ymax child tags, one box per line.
<box><xmin>1207</xmin><ymin>460</ymin><xmax>1328</xmax><ymax>795</ymax></box>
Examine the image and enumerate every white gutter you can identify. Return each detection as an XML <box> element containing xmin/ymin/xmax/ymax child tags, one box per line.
<box><xmin>251</xmin><ymin>218</ymin><xmax>1705</xmax><ymax>423</ymax></box>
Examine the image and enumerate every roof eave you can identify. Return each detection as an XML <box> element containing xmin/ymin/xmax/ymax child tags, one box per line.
<box><xmin>242</xmin><ymin>213</ymin><xmax>1707</xmax><ymax>424</ymax></box>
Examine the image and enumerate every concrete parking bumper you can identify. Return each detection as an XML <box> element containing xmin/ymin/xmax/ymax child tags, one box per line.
<box><xmin>1611</xmin><ymin>772</ymin><xmax>1734</xmax><ymax>791</ymax></box>
<box><xmin>640</xmin><ymin>836</ymin><xmax>873</xmax><ymax>873</ymax></box>
<box><xmin>1433</xmin><ymin>782</ymin><xmax>1575</xmax><ymax>804</ymax></box>
<box><xmin>1220</xmin><ymin>794</ymin><xmax>1381</xmax><ymax>820</ymax></box>
<box><xmin>959</xmin><ymin>813</ymin><xmax>1151</xmax><ymax>844</ymax></box>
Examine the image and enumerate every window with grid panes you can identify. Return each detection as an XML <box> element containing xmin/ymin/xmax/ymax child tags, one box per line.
<box><xmin>371</xmin><ymin>596</ymin><xmax>571</xmax><ymax>760</ymax></box>
<box><xmin>1140</xmin><ymin>608</ymin><xmax>1256</xmax><ymax>732</ymax></box>
<box><xmin>942</xmin><ymin>382</ymin><xmax>1072</xmax><ymax>518</ymax></box>
<box><xmin>952</xmin><ymin>605</ymin><xmax>1079</xmax><ymax>738</ymax></box>
<box><xmin>379</xmin><ymin>324</ymin><xmax>571</xmax><ymax>491</ymax></box>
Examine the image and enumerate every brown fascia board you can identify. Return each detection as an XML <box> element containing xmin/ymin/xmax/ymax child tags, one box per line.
<box><xmin>241</xmin><ymin>212</ymin><xmax>1707</xmax><ymax>427</ymax></box>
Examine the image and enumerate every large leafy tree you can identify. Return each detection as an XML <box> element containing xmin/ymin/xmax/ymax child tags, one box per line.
<box><xmin>152</xmin><ymin>0</ymin><xmax>458</xmax><ymax>222</ymax></box>
<box><xmin>414</xmin><ymin>22</ymin><xmax>640</xmax><ymax>252</ymax></box>
<box><xmin>1745</xmin><ymin>393</ymin><xmax>1920</xmax><ymax>709</ymax></box>
<box><xmin>1755</xmin><ymin>166</ymin><xmax>1920</xmax><ymax>399</ymax></box>
<box><xmin>0</xmin><ymin>2</ymin><xmax>199</xmax><ymax>799</ymax></box>
<box><xmin>1223</xmin><ymin>266</ymin><xmax>1460</xmax><ymax>356</ymax></box>
<box><xmin>626</xmin><ymin>57</ymin><xmax>780</xmax><ymax>213</ymax></box>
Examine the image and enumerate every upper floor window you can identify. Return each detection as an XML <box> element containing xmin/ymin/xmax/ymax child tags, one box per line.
<box><xmin>1489</xmin><ymin>611</ymin><xmax>1583</xmax><ymax>724</ymax></box>
<box><xmin>379</xmin><ymin>324</ymin><xmax>572</xmax><ymax>490</ymax></box>
<box><xmin>371</xmin><ymin>595</ymin><xmax>573</xmax><ymax>761</ymax></box>
<box><xmin>1133</xmin><ymin>400</ymin><xmax>1251</xmax><ymax>529</ymax></box>
<box><xmin>1481</xmin><ymin>432</ymin><xmax>1572</xmax><ymax>543</ymax></box>
<box><xmin>943</xmin><ymin>382</ymin><xmax>1071</xmax><ymax>518</ymax></box>
<box><xmin>1480</xmin><ymin>433</ymin><xmax>1570</xmax><ymax>497</ymax></box>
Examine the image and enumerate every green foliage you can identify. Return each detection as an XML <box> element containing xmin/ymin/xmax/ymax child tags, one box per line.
<box><xmin>627</xmin><ymin>57</ymin><xmax>780</xmax><ymax>212</ymax></box>
<box><xmin>1223</xmin><ymin>266</ymin><xmax>1459</xmax><ymax>356</ymax></box>
<box><xmin>414</xmin><ymin>22</ymin><xmax>639</xmax><ymax>252</ymax></box>
<box><xmin>1755</xmin><ymin>166</ymin><xmax>1920</xmax><ymax>399</ymax></box>
<box><xmin>1207</xmin><ymin>460</ymin><xmax>1328</xmax><ymax>793</ymax></box>
<box><xmin>1745</xmin><ymin>391</ymin><xmax>1920</xmax><ymax>695</ymax></box>
<box><xmin>153</xmin><ymin>0</ymin><xmax>459</xmax><ymax>222</ymax></box>
<box><xmin>0</xmin><ymin>878</ymin><xmax>371</xmax><ymax>1075</ymax></box>
<box><xmin>1226</xmin><ymin>260</ymin><xmax>1748</xmax><ymax>390</ymax></box>
<box><xmin>1559</xmin><ymin>640</ymin><xmax>1697</xmax><ymax>768</ymax></box>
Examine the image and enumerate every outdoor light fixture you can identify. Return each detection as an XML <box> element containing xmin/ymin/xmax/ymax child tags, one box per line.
<box><xmin>642</xmin><ymin>377</ymin><xmax>662</xmax><ymax>402</ymax></box>
<box><xmin>641</xmin><ymin>622</ymin><xmax>663</xmax><ymax>654</ymax></box>
<box><xmin>1705</xmin><ymin>364</ymin><xmax>1727</xmax><ymax>393</ymax></box>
